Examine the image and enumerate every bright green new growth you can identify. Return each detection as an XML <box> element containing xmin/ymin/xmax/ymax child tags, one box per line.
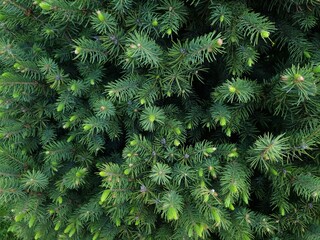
<box><xmin>0</xmin><ymin>0</ymin><xmax>320</xmax><ymax>240</ymax></box>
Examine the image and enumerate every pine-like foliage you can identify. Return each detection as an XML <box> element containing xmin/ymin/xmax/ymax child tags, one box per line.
<box><xmin>0</xmin><ymin>0</ymin><xmax>320</xmax><ymax>239</ymax></box>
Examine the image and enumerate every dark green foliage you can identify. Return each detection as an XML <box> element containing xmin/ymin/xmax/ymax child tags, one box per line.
<box><xmin>0</xmin><ymin>0</ymin><xmax>320</xmax><ymax>239</ymax></box>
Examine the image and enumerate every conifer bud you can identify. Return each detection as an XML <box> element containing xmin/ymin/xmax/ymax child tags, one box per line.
<box><xmin>39</xmin><ymin>1</ymin><xmax>52</xmax><ymax>11</ymax></box>
<box><xmin>230</xmin><ymin>184</ymin><xmax>238</xmax><ymax>193</ymax></box>
<box><xmin>56</xmin><ymin>103</ymin><xmax>64</xmax><ymax>112</ymax></box>
<box><xmin>76</xmin><ymin>169</ymin><xmax>85</xmax><ymax>177</ymax></box>
<box><xmin>242</xmin><ymin>194</ymin><xmax>249</xmax><ymax>204</ymax></box>
<box><xmin>115</xmin><ymin>218</ymin><xmax>121</xmax><ymax>226</ymax></box>
<box><xmin>167</xmin><ymin>206</ymin><xmax>178</xmax><ymax>220</ymax></box>
<box><xmin>211</xmin><ymin>208</ymin><xmax>221</xmax><ymax>224</ymax></box>
<box><xmin>294</xmin><ymin>74</ymin><xmax>304</xmax><ymax>82</ymax></box>
<box><xmin>99</xmin><ymin>171</ymin><xmax>107</xmax><ymax>177</ymax></box>
<box><xmin>34</xmin><ymin>231</ymin><xmax>42</xmax><ymax>240</ymax></box>
<box><xmin>63</xmin><ymin>122</ymin><xmax>70</xmax><ymax>129</ymax></box>
<box><xmin>296</xmin><ymin>76</ymin><xmax>304</xmax><ymax>82</ymax></box>
<box><xmin>198</xmin><ymin>168</ymin><xmax>204</xmax><ymax>177</ymax></box>
<box><xmin>67</xmin><ymin>135</ymin><xmax>75</xmax><ymax>142</ymax></box>
<box><xmin>54</xmin><ymin>221</ymin><xmax>61</xmax><ymax>231</ymax></box>
<box><xmin>70</xmin><ymin>115</ymin><xmax>77</xmax><ymax>122</ymax></box>
<box><xmin>12</xmin><ymin>92</ymin><xmax>19</xmax><ymax>98</ymax></box>
<box><xmin>200</xmin><ymin>180</ymin><xmax>206</xmax><ymax>187</ymax></box>
<box><xmin>1</xmin><ymin>72</ymin><xmax>12</xmax><ymax>77</ymax></box>
<box><xmin>140</xmin><ymin>98</ymin><xmax>146</xmax><ymax>105</ymax></box>
<box><xmin>174</xmin><ymin>127</ymin><xmax>181</xmax><ymax>135</ymax></box>
<box><xmin>229</xmin><ymin>85</ymin><xmax>236</xmax><ymax>93</ymax></box>
<box><xmin>208</xmin><ymin>147</ymin><xmax>217</xmax><ymax>153</ymax></box>
<box><xmin>269</xmin><ymin>168</ymin><xmax>278</xmax><ymax>176</ymax></box>
<box><xmin>97</xmin><ymin>10</ymin><xmax>105</xmax><ymax>22</ymax></box>
<box><xmin>226</xmin><ymin>128</ymin><xmax>231</xmax><ymax>137</ymax></box>
<box><xmin>303</xmin><ymin>51</ymin><xmax>311</xmax><ymax>59</ymax></box>
<box><xmin>64</xmin><ymin>224</ymin><xmax>73</xmax><ymax>234</ymax></box>
<box><xmin>217</xmin><ymin>38</ymin><xmax>223</xmax><ymax>47</ymax></box>
<box><xmin>74</xmin><ymin>47</ymin><xmax>81</xmax><ymax>54</ymax></box>
<box><xmin>280</xmin><ymin>206</ymin><xmax>285</xmax><ymax>216</ymax></box>
<box><xmin>83</xmin><ymin>124</ymin><xmax>93</xmax><ymax>131</ymax></box>
<box><xmin>280</xmin><ymin>75</ymin><xmax>289</xmax><ymax>81</ymax></box>
<box><xmin>220</xmin><ymin>15</ymin><xmax>224</xmax><ymax>23</ymax></box>
<box><xmin>194</xmin><ymin>224</ymin><xmax>204</xmax><ymax>237</ymax></box>
<box><xmin>130</xmin><ymin>140</ymin><xmax>137</xmax><ymax>146</ymax></box>
<box><xmin>70</xmin><ymin>84</ymin><xmax>77</xmax><ymax>91</ymax></box>
<box><xmin>28</xmin><ymin>215</ymin><xmax>36</xmax><ymax>228</ymax></box>
<box><xmin>260</xmin><ymin>30</ymin><xmax>270</xmax><ymax>38</ymax></box>
<box><xmin>93</xmin><ymin>232</ymin><xmax>100</xmax><ymax>240</ymax></box>
<box><xmin>0</xmin><ymin>13</ymin><xmax>6</xmax><ymax>21</ymax></box>
<box><xmin>100</xmin><ymin>189</ymin><xmax>110</xmax><ymax>202</ymax></box>
<box><xmin>211</xmin><ymin>189</ymin><xmax>217</xmax><ymax>196</ymax></box>
<box><xmin>149</xmin><ymin>114</ymin><xmax>156</xmax><ymax>122</ymax></box>
<box><xmin>57</xmin><ymin>196</ymin><xmax>63</xmax><ymax>204</ymax></box>
<box><xmin>152</xmin><ymin>19</ymin><xmax>158</xmax><ymax>26</ymax></box>
<box><xmin>13</xmin><ymin>63</ymin><xmax>21</xmax><ymax>69</ymax></box>
<box><xmin>45</xmin><ymin>28</ymin><xmax>54</xmax><ymax>35</ymax></box>
<box><xmin>247</xmin><ymin>58</ymin><xmax>254</xmax><ymax>67</ymax></box>
<box><xmin>313</xmin><ymin>65</ymin><xmax>320</xmax><ymax>73</ymax></box>
<box><xmin>14</xmin><ymin>213</ymin><xmax>25</xmax><ymax>222</ymax></box>
<box><xmin>228</xmin><ymin>150</ymin><xmax>238</xmax><ymax>158</ymax></box>
<box><xmin>174</xmin><ymin>139</ymin><xmax>180</xmax><ymax>146</ymax></box>
<box><xmin>166</xmin><ymin>28</ymin><xmax>172</xmax><ymax>35</ymax></box>
<box><xmin>219</xmin><ymin>117</ymin><xmax>226</xmax><ymax>126</ymax></box>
